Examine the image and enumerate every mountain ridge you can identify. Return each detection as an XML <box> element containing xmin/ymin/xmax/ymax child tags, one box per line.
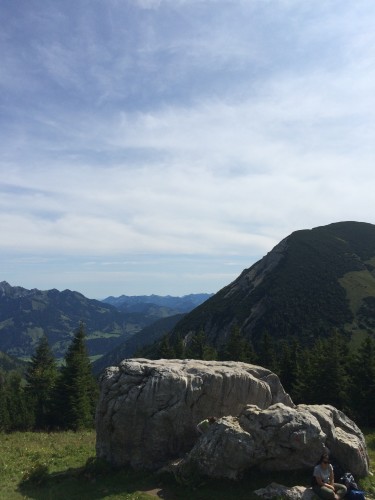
<box><xmin>165</xmin><ymin>221</ymin><xmax>375</xmax><ymax>351</ymax></box>
<box><xmin>0</xmin><ymin>282</ymin><xmax>210</xmax><ymax>360</ymax></box>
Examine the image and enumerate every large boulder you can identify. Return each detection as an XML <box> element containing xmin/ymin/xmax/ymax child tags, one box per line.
<box><xmin>95</xmin><ymin>358</ymin><xmax>293</xmax><ymax>469</ymax></box>
<box><xmin>176</xmin><ymin>403</ymin><xmax>369</xmax><ymax>480</ymax></box>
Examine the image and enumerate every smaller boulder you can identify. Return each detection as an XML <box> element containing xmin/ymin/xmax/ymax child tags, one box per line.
<box><xmin>254</xmin><ymin>482</ymin><xmax>315</xmax><ymax>500</ymax></box>
<box><xmin>298</xmin><ymin>404</ymin><xmax>369</xmax><ymax>478</ymax></box>
<box><xmin>176</xmin><ymin>403</ymin><xmax>369</xmax><ymax>480</ymax></box>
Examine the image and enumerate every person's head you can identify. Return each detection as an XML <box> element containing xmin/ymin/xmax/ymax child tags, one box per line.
<box><xmin>208</xmin><ymin>416</ymin><xmax>216</xmax><ymax>424</ymax></box>
<box><xmin>319</xmin><ymin>453</ymin><xmax>330</xmax><ymax>467</ymax></box>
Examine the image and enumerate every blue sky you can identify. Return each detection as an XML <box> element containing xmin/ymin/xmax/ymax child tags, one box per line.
<box><xmin>1</xmin><ymin>0</ymin><xmax>375</xmax><ymax>299</ymax></box>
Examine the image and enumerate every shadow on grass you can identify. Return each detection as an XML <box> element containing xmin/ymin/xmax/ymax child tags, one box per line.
<box><xmin>18</xmin><ymin>458</ymin><xmax>312</xmax><ymax>500</ymax></box>
<box><xmin>18</xmin><ymin>459</ymin><xmax>178</xmax><ymax>500</ymax></box>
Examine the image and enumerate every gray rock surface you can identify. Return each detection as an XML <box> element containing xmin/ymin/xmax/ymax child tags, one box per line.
<box><xmin>177</xmin><ymin>403</ymin><xmax>369</xmax><ymax>480</ymax></box>
<box><xmin>298</xmin><ymin>404</ymin><xmax>369</xmax><ymax>478</ymax></box>
<box><xmin>95</xmin><ymin>358</ymin><xmax>293</xmax><ymax>469</ymax></box>
<box><xmin>254</xmin><ymin>483</ymin><xmax>315</xmax><ymax>500</ymax></box>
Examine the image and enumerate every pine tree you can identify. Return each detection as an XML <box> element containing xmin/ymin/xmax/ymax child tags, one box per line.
<box><xmin>219</xmin><ymin>326</ymin><xmax>256</xmax><ymax>363</ymax></box>
<box><xmin>0</xmin><ymin>370</ymin><xmax>10</xmax><ymax>431</ymax></box>
<box><xmin>158</xmin><ymin>335</ymin><xmax>176</xmax><ymax>359</ymax></box>
<box><xmin>185</xmin><ymin>329</ymin><xmax>206</xmax><ymax>359</ymax></box>
<box><xmin>173</xmin><ymin>334</ymin><xmax>185</xmax><ymax>359</ymax></box>
<box><xmin>6</xmin><ymin>372</ymin><xmax>33</xmax><ymax>431</ymax></box>
<box><xmin>54</xmin><ymin>323</ymin><xmax>98</xmax><ymax>430</ymax></box>
<box><xmin>349</xmin><ymin>335</ymin><xmax>375</xmax><ymax>426</ymax></box>
<box><xmin>258</xmin><ymin>331</ymin><xmax>277</xmax><ymax>371</ymax></box>
<box><xmin>291</xmin><ymin>347</ymin><xmax>312</xmax><ymax>403</ymax></box>
<box><xmin>25</xmin><ymin>335</ymin><xmax>57</xmax><ymax>429</ymax></box>
<box><xmin>277</xmin><ymin>340</ymin><xmax>299</xmax><ymax>394</ymax></box>
<box><xmin>320</xmin><ymin>331</ymin><xmax>349</xmax><ymax>411</ymax></box>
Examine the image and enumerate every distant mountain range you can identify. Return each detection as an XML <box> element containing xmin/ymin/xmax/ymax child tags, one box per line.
<box><xmin>160</xmin><ymin>221</ymin><xmax>375</xmax><ymax>352</ymax></box>
<box><xmin>0</xmin><ymin>281</ymin><xmax>211</xmax><ymax>360</ymax></box>
<box><xmin>102</xmin><ymin>293</ymin><xmax>212</xmax><ymax>314</ymax></box>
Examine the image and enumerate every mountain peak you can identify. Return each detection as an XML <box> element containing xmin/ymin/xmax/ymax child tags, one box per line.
<box><xmin>168</xmin><ymin>221</ymin><xmax>375</xmax><ymax>351</ymax></box>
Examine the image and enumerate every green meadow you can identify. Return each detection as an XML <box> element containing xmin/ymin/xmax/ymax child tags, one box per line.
<box><xmin>1</xmin><ymin>429</ymin><xmax>375</xmax><ymax>500</ymax></box>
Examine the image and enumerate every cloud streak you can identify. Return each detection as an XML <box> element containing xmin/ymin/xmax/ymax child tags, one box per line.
<box><xmin>0</xmin><ymin>0</ymin><xmax>375</xmax><ymax>297</ymax></box>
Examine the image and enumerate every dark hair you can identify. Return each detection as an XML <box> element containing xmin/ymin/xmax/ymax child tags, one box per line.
<box><xmin>208</xmin><ymin>416</ymin><xmax>217</xmax><ymax>423</ymax></box>
<box><xmin>318</xmin><ymin>453</ymin><xmax>330</xmax><ymax>464</ymax></box>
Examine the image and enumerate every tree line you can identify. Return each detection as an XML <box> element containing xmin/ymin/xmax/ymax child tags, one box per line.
<box><xmin>0</xmin><ymin>323</ymin><xmax>98</xmax><ymax>432</ymax></box>
<box><xmin>156</xmin><ymin>327</ymin><xmax>375</xmax><ymax>427</ymax></box>
<box><xmin>1</xmin><ymin>322</ymin><xmax>374</xmax><ymax>432</ymax></box>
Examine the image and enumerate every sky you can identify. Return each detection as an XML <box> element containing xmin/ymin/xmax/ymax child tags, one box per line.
<box><xmin>1</xmin><ymin>0</ymin><xmax>375</xmax><ymax>299</ymax></box>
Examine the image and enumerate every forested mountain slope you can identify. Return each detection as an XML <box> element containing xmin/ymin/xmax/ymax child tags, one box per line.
<box><xmin>0</xmin><ymin>282</ymin><xmax>134</xmax><ymax>359</ymax></box>
<box><xmin>92</xmin><ymin>313</ymin><xmax>185</xmax><ymax>375</ymax></box>
<box><xmin>167</xmin><ymin>221</ymin><xmax>375</xmax><ymax>351</ymax></box>
<box><xmin>0</xmin><ymin>282</ymin><xmax>210</xmax><ymax>361</ymax></box>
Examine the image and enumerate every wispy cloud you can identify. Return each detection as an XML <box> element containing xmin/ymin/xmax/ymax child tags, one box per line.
<box><xmin>1</xmin><ymin>0</ymin><xmax>375</xmax><ymax>296</ymax></box>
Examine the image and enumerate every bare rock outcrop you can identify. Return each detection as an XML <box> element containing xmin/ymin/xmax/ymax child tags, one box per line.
<box><xmin>95</xmin><ymin>358</ymin><xmax>293</xmax><ymax>469</ymax></box>
<box><xmin>176</xmin><ymin>403</ymin><xmax>369</xmax><ymax>480</ymax></box>
<box><xmin>298</xmin><ymin>404</ymin><xmax>369</xmax><ymax>478</ymax></box>
<box><xmin>254</xmin><ymin>483</ymin><xmax>315</xmax><ymax>500</ymax></box>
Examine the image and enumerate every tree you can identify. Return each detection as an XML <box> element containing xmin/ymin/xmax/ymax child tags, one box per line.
<box><xmin>185</xmin><ymin>329</ymin><xmax>218</xmax><ymax>360</ymax></box>
<box><xmin>219</xmin><ymin>326</ymin><xmax>256</xmax><ymax>363</ymax></box>
<box><xmin>54</xmin><ymin>323</ymin><xmax>98</xmax><ymax>430</ymax></box>
<box><xmin>0</xmin><ymin>370</ymin><xmax>10</xmax><ymax>431</ymax></box>
<box><xmin>158</xmin><ymin>335</ymin><xmax>176</xmax><ymax>359</ymax></box>
<box><xmin>258</xmin><ymin>331</ymin><xmax>277</xmax><ymax>371</ymax></box>
<box><xmin>25</xmin><ymin>335</ymin><xmax>57</xmax><ymax>429</ymax></box>
<box><xmin>5</xmin><ymin>372</ymin><xmax>33</xmax><ymax>431</ymax></box>
<box><xmin>349</xmin><ymin>335</ymin><xmax>375</xmax><ymax>426</ymax></box>
<box><xmin>277</xmin><ymin>339</ymin><xmax>299</xmax><ymax>394</ymax></box>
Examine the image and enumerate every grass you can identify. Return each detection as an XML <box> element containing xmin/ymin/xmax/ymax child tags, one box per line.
<box><xmin>0</xmin><ymin>429</ymin><xmax>374</xmax><ymax>500</ymax></box>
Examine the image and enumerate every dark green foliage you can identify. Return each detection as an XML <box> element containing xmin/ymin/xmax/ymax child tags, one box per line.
<box><xmin>158</xmin><ymin>335</ymin><xmax>176</xmax><ymax>359</ymax></box>
<box><xmin>289</xmin><ymin>332</ymin><xmax>350</xmax><ymax>410</ymax></box>
<box><xmin>25</xmin><ymin>336</ymin><xmax>58</xmax><ymax>429</ymax></box>
<box><xmin>1</xmin><ymin>372</ymin><xmax>34</xmax><ymax>431</ymax></box>
<box><xmin>53</xmin><ymin>323</ymin><xmax>98</xmax><ymax>430</ymax></box>
<box><xmin>257</xmin><ymin>331</ymin><xmax>277</xmax><ymax>371</ymax></box>
<box><xmin>166</xmin><ymin>222</ymin><xmax>375</xmax><ymax>353</ymax></box>
<box><xmin>185</xmin><ymin>330</ymin><xmax>218</xmax><ymax>360</ymax></box>
<box><xmin>219</xmin><ymin>326</ymin><xmax>256</xmax><ymax>363</ymax></box>
<box><xmin>275</xmin><ymin>339</ymin><xmax>299</xmax><ymax>394</ymax></box>
<box><xmin>93</xmin><ymin>313</ymin><xmax>185</xmax><ymax>375</ymax></box>
<box><xmin>348</xmin><ymin>335</ymin><xmax>375</xmax><ymax>426</ymax></box>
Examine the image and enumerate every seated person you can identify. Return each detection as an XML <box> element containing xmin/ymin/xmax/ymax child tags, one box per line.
<box><xmin>312</xmin><ymin>453</ymin><xmax>347</xmax><ymax>500</ymax></box>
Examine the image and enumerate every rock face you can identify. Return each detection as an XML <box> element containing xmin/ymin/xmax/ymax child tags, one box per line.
<box><xmin>95</xmin><ymin>358</ymin><xmax>369</xmax><ymax>480</ymax></box>
<box><xmin>176</xmin><ymin>403</ymin><xmax>369</xmax><ymax>480</ymax></box>
<box><xmin>95</xmin><ymin>358</ymin><xmax>293</xmax><ymax>469</ymax></box>
<box><xmin>254</xmin><ymin>483</ymin><xmax>315</xmax><ymax>500</ymax></box>
<box><xmin>298</xmin><ymin>404</ymin><xmax>369</xmax><ymax>478</ymax></box>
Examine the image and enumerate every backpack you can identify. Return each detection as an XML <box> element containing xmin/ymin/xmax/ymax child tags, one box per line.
<box><xmin>346</xmin><ymin>489</ymin><xmax>365</xmax><ymax>500</ymax></box>
<box><xmin>340</xmin><ymin>472</ymin><xmax>358</xmax><ymax>490</ymax></box>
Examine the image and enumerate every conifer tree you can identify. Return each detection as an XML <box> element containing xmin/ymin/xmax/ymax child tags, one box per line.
<box><xmin>173</xmin><ymin>334</ymin><xmax>185</xmax><ymax>359</ymax></box>
<box><xmin>54</xmin><ymin>323</ymin><xmax>98</xmax><ymax>430</ymax></box>
<box><xmin>277</xmin><ymin>340</ymin><xmax>299</xmax><ymax>394</ymax></box>
<box><xmin>219</xmin><ymin>326</ymin><xmax>256</xmax><ymax>363</ymax></box>
<box><xmin>25</xmin><ymin>335</ymin><xmax>57</xmax><ymax>429</ymax></box>
<box><xmin>290</xmin><ymin>347</ymin><xmax>312</xmax><ymax>403</ymax></box>
<box><xmin>258</xmin><ymin>331</ymin><xmax>277</xmax><ymax>371</ymax></box>
<box><xmin>320</xmin><ymin>331</ymin><xmax>349</xmax><ymax>411</ymax></box>
<box><xmin>0</xmin><ymin>370</ymin><xmax>10</xmax><ymax>431</ymax></box>
<box><xmin>349</xmin><ymin>335</ymin><xmax>375</xmax><ymax>426</ymax></box>
<box><xmin>6</xmin><ymin>372</ymin><xmax>33</xmax><ymax>431</ymax></box>
<box><xmin>159</xmin><ymin>335</ymin><xmax>176</xmax><ymax>359</ymax></box>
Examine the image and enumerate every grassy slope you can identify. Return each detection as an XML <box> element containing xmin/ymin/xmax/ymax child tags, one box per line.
<box><xmin>1</xmin><ymin>430</ymin><xmax>375</xmax><ymax>500</ymax></box>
